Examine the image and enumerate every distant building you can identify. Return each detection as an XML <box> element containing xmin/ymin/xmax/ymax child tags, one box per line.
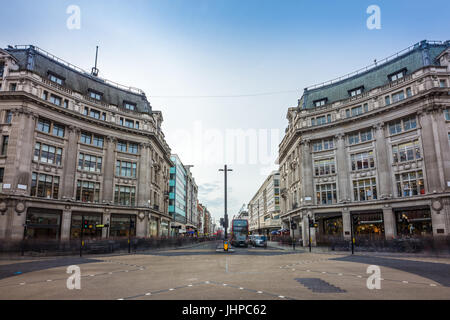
<box><xmin>248</xmin><ymin>171</ymin><xmax>281</xmax><ymax>236</ymax></box>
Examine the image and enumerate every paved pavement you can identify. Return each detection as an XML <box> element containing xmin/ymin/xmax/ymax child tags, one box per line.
<box><xmin>0</xmin><ymin>240</ymin><xmax>449</xmax><ymax>300</ymax></box>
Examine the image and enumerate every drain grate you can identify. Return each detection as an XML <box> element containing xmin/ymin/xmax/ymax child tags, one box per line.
<box><xmin>295</xmin><ymin>278</ymin><xmax>346</xmax><ymax>293</ymax></box>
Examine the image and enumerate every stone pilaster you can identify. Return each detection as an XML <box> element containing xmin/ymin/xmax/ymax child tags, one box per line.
<box><xmin>419</xmin><ymin>108</ymin><xmax>444</xmax><ymax>193</ymax></box>
<box><xmin>62</xmin><ymin>126</ymin><xmax>79</xmax><ymax>200</ymax></box>
<box><xmin>382</xmin><ymin>206</ymin><xmax>397</xmax><ymax>240</ymax></box>
<box><xmin>137</xmin><ymin>143</ymin><xmax>151</xmax><ymax>207</ymax></box>
<box><xmin>61</xmin><ymin>208</ymin><xmax>72</xmax><ymax>240</ymax></box>
<box><xmin>374</xmin><ymin>123</ymin><xmax>392</xmax><ymax>199</ymax></box>
<box><xmin>342</xmin><ymin>209</ymin><xmax>351</xmax><ymax>240</ymax></box>
<box><xmin>300</xmin><ymin>139</ymin><xmax>313</xmax><ymax>204</ymax></box>
<box><xmin>335</xmin><ymin>133</ymin><xmax>350</xmax><ymax>202</ymax></box>
<box><xmin>103</xmin><ymin>137</ymin><xmax>116</xmax><ymax>203</ymax></box>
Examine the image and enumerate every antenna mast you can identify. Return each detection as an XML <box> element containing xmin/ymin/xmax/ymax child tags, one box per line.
<box><xmin>91</xmin><ymin>46</ymin><xmax>99</xmax><ymax>76</ymax></box>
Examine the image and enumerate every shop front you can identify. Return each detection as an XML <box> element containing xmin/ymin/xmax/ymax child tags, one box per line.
<box><xmin>148</xmin><ymin>216</ymin><xmax>159</xmax><ymax>237</ymax></box>
<box><xmin>352</xmin><ymin>211</ymin><xmax>385</xmax><ymax>239</ymax></box>
<box><xmin>315</xmin><ymin>212</ymin><xmax>343</xmax><ymax>244</ymax></box>
<box><xmin>395</xmin><ymin>208</ymin><xmax>432</xmax><ymax>237</ymax></box>
<box><xmin>109</xmin><ymin>214</ymin><xmax>136</xmax><ymax>238</ymax></box>
<box><xmin>25</xmin><ymin>208</ymin><xmax>62</xmax><ymax>240</ymax></box>
<box><xmin>70</xmin><ymin>212</ymin><xmax>103</xmax><ymax>240</ymax></box>
<box><xmin>160</xmin><ymin>220</ymin><xmax>169</xmax><ymax>237</ymax></box>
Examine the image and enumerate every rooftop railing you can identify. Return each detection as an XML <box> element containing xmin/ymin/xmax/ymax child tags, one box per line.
<box><xmin>304</xmin><ymin>40</ymin><xmax>445</xmax><ymax>92</ymax></box>
<box><xmin>12</xmin><ymin>45</ymin><xmax>146</xmax><ymax>95</ymax></box>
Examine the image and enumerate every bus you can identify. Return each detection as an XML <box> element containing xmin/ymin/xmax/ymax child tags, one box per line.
<box><xmin>231</xmin><ymin>219</ymin><xmax>249</xmax><ymax>247</ymax></box>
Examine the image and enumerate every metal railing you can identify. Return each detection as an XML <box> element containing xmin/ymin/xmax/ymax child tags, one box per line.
<box><xmin>12</xmin><ymin>45</ymin><xmax>146</xmax><ymax>95</ymax></box>
<box><xmin>304</xmin><ymin>40</ymin><xmax>445</xmax><ymax>91</ymax></box>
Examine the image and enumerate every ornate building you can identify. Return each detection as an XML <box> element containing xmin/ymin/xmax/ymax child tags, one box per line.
<box><xmin>278</xmin><ymin>40</ymin><xmax>450</xmax><ymax>246</ymax></box>
<box><xmin>0</xmin><ymin>45</ymin><xmax>173</xmax><ymax>240</ymax></box>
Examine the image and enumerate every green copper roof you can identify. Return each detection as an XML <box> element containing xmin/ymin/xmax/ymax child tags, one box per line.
<box><xmin>301</xmin><ymin>40</ymin><xmax>449</xmax><ymax>110</ymax></box>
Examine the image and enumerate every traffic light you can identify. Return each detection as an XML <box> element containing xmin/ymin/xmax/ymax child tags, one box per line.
<box><xmin>130</xmin><ymin>219</ymin><xmax>135</xmax><ymax>229</ymax></box>
<box><xmin>290</xmin><ymin>221</ymin><xmax>297</xmax><ymax>230</ymax></box>
<box><xmin>83</xmin><ymin>220</ymin><xmax>88</xmax><ymax>229</ymax></box>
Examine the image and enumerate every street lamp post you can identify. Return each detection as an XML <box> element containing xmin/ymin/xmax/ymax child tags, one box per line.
<box><xmin>308</xmin><ymin>215</ymin><xmax>312</xmax><ymax>253</ymax></box>
<box><xmin>219</xmin><ymin>165</ymin><xmax>233</xmax><ymax>242</ymax></box>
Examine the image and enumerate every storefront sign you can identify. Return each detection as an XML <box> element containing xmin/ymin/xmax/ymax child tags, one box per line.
<box><xmin>18</xmin><ymin>184</ymin><xmax>27</xmax><ymax>190</ymax></box>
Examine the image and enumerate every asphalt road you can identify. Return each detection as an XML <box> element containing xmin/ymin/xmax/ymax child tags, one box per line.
<box><xmin>0</xmin><ymin>241</ymin><xmax>449</xmax><ymax>300</ymax></box>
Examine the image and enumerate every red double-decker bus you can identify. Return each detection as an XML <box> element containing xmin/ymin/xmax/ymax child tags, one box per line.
<box><xmin>231</xmin><ymin>219</ymin><xmax>249</xmax><ymax>247</ymax></box>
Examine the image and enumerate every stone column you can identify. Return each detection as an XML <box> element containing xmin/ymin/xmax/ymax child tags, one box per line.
<box><xmin>8</xmin><ymin>201</ymin><xmax>27</xmax><ymax>240</ymax></box>
<box><xmin>382</xmin><ymin>206</ymin><xmax>397</xmax><ymax>240</ymax></box>
<box><xmin>3</xmin><ymin>109</ymin><xmax>36</xmax><ymax>196</ymax></box>
<box><xmin>0</xmin><ymin>201</ymin><xmax>8</xmax><ymax>239</ymax></box>
<box><xmin>300</xmin><ymin>139</ymin><xmax>313</xmax><ymax>204</ymax></box>
<box><xmin>342</xmin><ymin>209</ymin><xmax>351</xmax><ymax>240</ymax></box>
<box><xmin>102</xmin><ymin>211</ymin><xmax>111</xmax><ymax>238</ymax></box>
<box><xmin>60</xmin><ymin>208</ymin><xmax>72</xmax><ymax>240</ymax></box>
<box><xmin>335</xmin><ymin>133</ymin><xmax>350</xmax><ymax>202</ymax></box>
<box><xmin>138</xmin><ymin>143</ymin><xmax>151</xmax><ymax>207</ymax></box>
<box><xmin>431</xmin><ymin>198</ymin><xmax>448</xmax><ymax>236</ymax></box>
<box><xmin>136</xmin><ymin>212</ymin><xmax>148</xmax><ymax>238</ymax></box>
<box><xmin>419</xmin><ymin>109</ymin><xmax>444</xmax><ymax>193</ymax></box>
<box><xmin>103</xmin><ymin>137</ymin><xmax>116</xmax><ymax>203</ymax></box>
<box><xmin>374</xmin><ymin>123</ymin><xmax>392</xmax><ymax>199</ymax></box>
<box><xmin>62</xmin><ymin>126</ymin><xmax>79</xmax><ymax>200</ymax></box>
<box><xmin>431</xmin><ymin>107</ymin><xmax>450</xmax><ymax>192</ymax></box>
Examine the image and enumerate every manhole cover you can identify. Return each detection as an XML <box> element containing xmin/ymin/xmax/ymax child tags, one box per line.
<box><xmin>295</xmin><ymin>278</ymin><xmax>346</xmax><ymax>293</ymax></box>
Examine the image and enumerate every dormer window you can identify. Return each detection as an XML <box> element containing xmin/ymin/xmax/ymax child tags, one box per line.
<box><xmin>48</xmin><ymin>72</ymin><xmax>64</xmax><ymax>85</ymax></box>
<box><xmin>348</xmin><ymin>86</ymin><xmax>364</xmax><ymax>97</ymax></box>
<box><xmin>388</xmin><ymin>68</ymin><xmax>407</xmax><ymax>82</ymax></box>
<box><xmin>88</xmin><ymin>89</ymin><xmax>102</xmax><ymax>101</ymax></box>
<box><xmin>124</xmin><ymin>102</ymin><xmax>136</xmax><ymax>111</ymax></box>
<box><xmin>313</xmin><ymin>98</ymin><xmax>328</xmax><ymax>108</ymax></box>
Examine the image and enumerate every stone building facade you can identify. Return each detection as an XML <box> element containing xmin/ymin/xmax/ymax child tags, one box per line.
<box><xmin>278</xmin><ymin>40</ymin><xmax>450</xmax><ymax>246</ymax></box>
<box><xmin>248</xmin><ymin>170</ymin><xmax>281</xmax><ymax>236</ymax></box>
<box><xmin>0</xmin><ymin>45</ymin><xmax>173</xmax><ymax>240</ymax></box>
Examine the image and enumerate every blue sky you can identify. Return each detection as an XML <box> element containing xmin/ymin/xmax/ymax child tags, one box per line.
<box><xmin>1</xmin><ymin>0</ymin><xmax>448</xmax><ymax>222</ymax></box>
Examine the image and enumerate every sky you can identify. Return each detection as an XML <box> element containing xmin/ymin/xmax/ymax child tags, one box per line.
<box><xmin>1</xmin><ymin>0</ymin><xmax>448</xmax><ymax>223</ymax></box>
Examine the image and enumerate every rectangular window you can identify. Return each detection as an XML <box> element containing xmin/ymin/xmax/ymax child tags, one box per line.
<box><xmin>31</xmin><ymin>172</ymin><xmax>59</xmax><ymax>199</ymax></box>
<box><xmin>396</xmin><ymin>170</ymin><xmax>425</xmax><ymax>197</ymax></box>
<box><xmin>348</xmin><ymin>129</ymin><xmax>372</xmax><ymax>145</ymax></box>
<box><xmin>349</xmin><ymin>87</ymin><xmax>363</xmax><ymax>97</ymax></box>
<box><xmin>129</xmin><ymin>143</ymin><xmax>138</xmax><ymax>154</ymax></box>
<box><xmin>314</xmin><ymin>158</ymin><xmax>336</xmax><ymax>176</ymax></box>
<box><xmin>80</xmin><ymin>132</ymin><xmax>92</xmax><ymax>145</ymax></box>
<box><xmin>89</xmin><ymin>90</ymin><xmax>102</xmax><ymax>101</ymax></box>
<box><xmin>114</xmin><ymin>185</ymin><xmax>136</xmax><ymax>206</ymax></box>
<box><xmin>64</xmin><ymin>99</ymin><xmax>69</xmax><ymax>108</ymax></box>
<box><xmin>124</xmin><ymin>102</ymin><xmax>136</xmax><ymax>111</ymax></box>
<box><xmin>42</xmin><ymin>91</ymin><xmax>48</xmax><ymax>100</ymax></box>
<box><xmin>0</xmin><ymin>167</ymin><xmax>4</xmax><ymax>184</ymax></box>
<box><xmin>406</xmin><ymin>87</ymin><xmax>412</xmax><ymax>97</ymax></box>
<box><xmin>101</xmin><ymin>112</ymin><xmax>106</xmax><ymax>121</ymax></box>
<box><xmin>52</xmin><ymin>123</ymin><xmax>65</xmax><ymax>137</ymax></box>
<box><xmin>9</xmin><ymin>83</ymin><xmax>17</xmax><ymax>91</ymax></box>
<box><xmin>125</xmin><ymin>119</ymin><xmax>134</xmax><ymax>128</ymax></box>
<box><xmin>385</xmin><ymin>96</ymin><xmax>391</xmax><ymax>106</ymax></box>
<box><xmin>78</xmin><ymin>153</ymin><xmax>102</xmax><ymax>173</ymax></box>
<box><xmin>314</xmin><ymin>99</ymin><xmax>327</xmax><ymax>107</ymax></box>
<box><xmin>353</xmin><ymin>178</ymin><xmax>377</xmax><ymax>201</ymax></box>
<box><xmin>117</xmin><ymin>141</ymin><xmax>127</xmax><ymax>152</ymax></box>
<box><xmin>389</xmin><ymin>120</ymin><xmax>402</xmax><ymax>135</ymax></box>
<box><xmin>315</xmin><ymin>183</ymin><xmax>337</xmax><ymax>205</ymax></box>
<box><xmin>392</xmin><ymin>90</ymin><xmax>405</xmax><ymax>103</ymax></box>
<box><xmin>1</xmin><ymin>136</ymin><xmax>8</xmax><ymax>156</ymax></box>
<box><xmin>135</xmin><ymin>121</ymin><xmax>139</xmax><ymax>129</ymax></box>
<box><xmin>351</xmin><ymin>105</ymin><xmax>363</xmax><ymax>117</ymax></box>
<box><xmin>93</xmin><ymin>135</ymin><xmax>104</xmax><ymax>147</ymax></box>
<box><xmin>89</xmin><ymin>109</ymin><xmax>101</xmax><ymax>119</ymax></box>
<box><xmin>445</xmin><ymin>109</ymin><xmax>450</xmax><ymax>121</ymax></box>
<box><xmin>116</xmin><ymin>160</ymin><xmax>137</xmax><ymax>178</ymax></box>
<box><xmin>34</xmin><ymin>143</ymin><xmax>62</xmax><ymax>165</ymax></box>
<box><xmin>392</xmin><ymin>140</ymin><xmax>421</xmax><ymax>163</ymax></box>
<box><xmin>76</xmin><ymin>180</ymin><xmax>100</xmax><ymax>203</ymax></box>
<box><xmin>49</xmin><ymin>94</ymin><xmax>61</xmax><ymax>106</ymax></box>
<box><xmin>4</xmin><ymin>111</ymin><xmax>12</xmax><ymax>124</ymax></box>
<box><xmin>37</xmin><ymin>119</ymin><xmax>51</xmax><ymax>134</ymax></box>
<box><xmin>351</xmin><ymin>151</ymin><xmax>375</xmax><ymax>171</ymax></box>
<box><xmin>388</xmin><ymin>69</ymin><xmax>406</xmax><ymax>82</ymax></box>
<box><xmin>440</xmin><ymin>79</ymin><xmax>447</xmax><ymax>88</ymax></box>
<box><xmin>49</xmin><ymin>74</ymin><xmax>63</xmax><ymax>85</ymax></box>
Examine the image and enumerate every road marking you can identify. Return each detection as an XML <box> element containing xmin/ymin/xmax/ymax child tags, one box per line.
<box><xmin>205</xmin><ymin>281</ymin><xmax>210</xmax><ymax>284</ymax></box>
<box><xmin>279</xmin><ymin>296</ymin><xmax>285</xmax><ymax>298</ymax></box>
<box><xmin>117</xmin><ymin>298</ymin><xmax>124</xmax><ymax>300</ymax></box>
<box><xmin>257</xmin><ymin>291</ymin><xmax>263</xmax><ymax>294</ymax></box>
<box><xmin>338</xmin><ymin>273</ymin><xmax>343</xmax><ymax>276</ymax></box>
<box><xmin>145</xmin><ymin>293</ymin><xmax>151</xmax><ymax>296</ymax></box>
<box><xmin>223</xmin><ymin>284</ymin><xmax>227</xmax><ymax>286</ymax></box>
<box><xmin>19</xmin><ymin>282</ymin><xmax>25</xmax><ymax>285</ymax></box>
<box><xmin>169</xmin><ymin>288</ymin><xmax>174</xmax><ymax>291</ymax></box>
<box><xmin>239</xmin><ymin>287</ymin><xmax>244</xmax><ymax>290</ymax></box>
<box><xmin>47</xmin><ymin>280</ymin><xmax>52</xmax><ymax>282</ymax></box>
<box><xmin>90</xmin><ymin>274</ymin><xmax>95</xmax><ymax>277</ymax></box>
<box><xmin>357</xmin><ymin>275</ymin><xmax>362</xmax><ymax>278</ymax></box>
<box><xmin>322</xmin><ymin>272</ymin><xmax>326</xmax><ymax>274</ymax></box>
<box><xmin>430</xmin><ymin>284</ymin><xmax>437</xmax><ymax>287</ymax></box>
<box><xmin>402</xmin><ymin>281</ymin><xmax>409</xmax><ymax>284</ymax></box>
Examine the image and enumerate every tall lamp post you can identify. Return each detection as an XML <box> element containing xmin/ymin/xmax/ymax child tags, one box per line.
<box><xmin>219</xmin><ymin>165</ymin><xmax>233</xmax><ymax>242</ymax></box>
